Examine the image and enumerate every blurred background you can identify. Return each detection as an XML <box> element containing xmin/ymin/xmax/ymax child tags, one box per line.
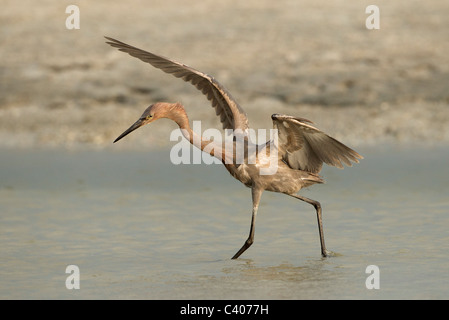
<box><xmin>1</xmin><ymin>0</ymin><xmax>448</xmax><ymax>149</ymax></box>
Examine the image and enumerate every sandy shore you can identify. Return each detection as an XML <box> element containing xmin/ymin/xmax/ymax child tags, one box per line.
<box><xmin>1</xmin><ymin>0</ymin><xmax>448</xmax><ymax>149</ymax></box>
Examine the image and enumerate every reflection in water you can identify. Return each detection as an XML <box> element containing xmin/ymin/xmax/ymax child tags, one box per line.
<box><xmin>162</xmin><ymin>257</ymin><xmax>347</xmax><ymax>299</ymax></box>
<box><xmin>223</xmin><ymin>259</ymin><xmax>334</xmax><ymax>282</ymax></box>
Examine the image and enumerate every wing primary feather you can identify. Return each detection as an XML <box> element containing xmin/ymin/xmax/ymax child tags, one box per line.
<box><xmin>272</xmin><ymin>114</ymin><xmax>362</xmax><ymax>173</ymax></box>
<box><xmin>105</xmin><ymin>36</ymin><xmax>249</xmax><ymax>131</ymax></box>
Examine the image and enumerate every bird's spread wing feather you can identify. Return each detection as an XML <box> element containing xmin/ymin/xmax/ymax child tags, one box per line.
<box><xmin>271</xmin><ymin>114</ymin><xmax>363</xmax><ymax>173</ymax></box>
<box><xmin>105</xmin><ymin>37</ymin><xmax>249</xmax><ymax>131</ymax></box>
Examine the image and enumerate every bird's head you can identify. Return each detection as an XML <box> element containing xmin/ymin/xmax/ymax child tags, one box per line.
<box><xmin>113</xmin><ymin>102</ymin><xmax>185</xmax><ymax>143</ymax></box>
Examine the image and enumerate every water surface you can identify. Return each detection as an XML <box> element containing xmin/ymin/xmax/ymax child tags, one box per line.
<box><xmin>1</xmin><ymin>146</ymin><xmax>448</xmax><ymax>299</ymax></box>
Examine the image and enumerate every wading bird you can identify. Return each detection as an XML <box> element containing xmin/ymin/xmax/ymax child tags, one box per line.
<box><xmin>105</xmin><ymin>37</ymin><xmax>363</xmax><ymax>259</ymax></box>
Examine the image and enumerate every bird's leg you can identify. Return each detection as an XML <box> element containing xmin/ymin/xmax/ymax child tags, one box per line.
<box><xmin>231</xmin><ymin>187</ymin><xmax>263</xmax><ymax>259</ymax></box>
<box><xmin>289</xmin><ymin>194</ymin><xmax>329</xmax><ymax>257</ymax></box>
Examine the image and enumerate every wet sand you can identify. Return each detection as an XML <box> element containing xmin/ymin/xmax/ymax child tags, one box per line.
<box><xmin>1</xmin><ymin>0</ymin><xmax>449</xmax><ymax>149</ymax></box>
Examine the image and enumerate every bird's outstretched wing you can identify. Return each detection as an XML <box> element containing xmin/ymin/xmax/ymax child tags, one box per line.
<box><xmin>271</xmin><ymin>114</ymin><xmax>363</xmax><ymax>173</ymax></box>
<box><xmin>105</xmin><ymin>36</ymin><xmax>249</xmax><ymax>131</ymax></box>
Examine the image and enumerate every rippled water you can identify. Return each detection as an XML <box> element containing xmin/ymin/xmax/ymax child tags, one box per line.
<box><xmin>1</xmin><ymin>145</ymin><xmax>448</xmax><ymax>299</ymax></box>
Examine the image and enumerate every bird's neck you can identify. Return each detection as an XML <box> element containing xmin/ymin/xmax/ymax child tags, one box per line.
<box><xmin>169</xmin><ymin>104</ymin><xmax>225</xmax><ymax>161</ymax></box>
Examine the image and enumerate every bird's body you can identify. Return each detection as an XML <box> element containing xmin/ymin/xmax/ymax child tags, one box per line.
<box><xmin>106</xmin><ymin>37</ymin><xmax>363</xmax><ymax>259</ymax></box>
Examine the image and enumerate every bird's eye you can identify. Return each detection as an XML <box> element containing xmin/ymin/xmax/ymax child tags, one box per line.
<box><xmin>146</xmin><ymin>115</ymin><xmax>153</xmax><ymax>120</ymax></box>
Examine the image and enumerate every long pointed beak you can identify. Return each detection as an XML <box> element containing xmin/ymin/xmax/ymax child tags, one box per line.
<box><xmin>114</xmin><ymin>119</ymin><xmax>145</xmax><ymax>143</ymax></box>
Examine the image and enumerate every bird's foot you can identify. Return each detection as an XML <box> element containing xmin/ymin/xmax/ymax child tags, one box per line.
<box><xmin>321</xmin><ymin>249</ymin><xmax>337</xmax><ymax>258</ymax></box>
<box><xmin>321</xmin><ymin>249</ymin><xmax>341</xmax><ymax>258</ymax></box>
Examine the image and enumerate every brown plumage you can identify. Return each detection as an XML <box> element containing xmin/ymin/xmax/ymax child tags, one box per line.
<box><xmin>106</xmin><ymin>37</ymin><xmax>363</xmax><ymax>259</ymax></box>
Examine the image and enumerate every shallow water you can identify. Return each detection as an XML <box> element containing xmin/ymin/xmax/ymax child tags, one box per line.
<box><xmin>1</xmin><ymin>145</ymin><xmax>448</xmax><ymax>299</ymax></box>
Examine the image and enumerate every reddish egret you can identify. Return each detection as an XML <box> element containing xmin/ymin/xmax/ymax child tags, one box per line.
<box><xmin>105</xmin><ymin>37</ymin><xmax>363</xmax><ymax>259</ymax></box>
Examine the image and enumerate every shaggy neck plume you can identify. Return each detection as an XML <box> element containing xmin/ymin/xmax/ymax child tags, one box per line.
<box><xmin>164</xmin><ymin>103</ymin><xmax>224</xmax><ymax>161</ymax></box>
